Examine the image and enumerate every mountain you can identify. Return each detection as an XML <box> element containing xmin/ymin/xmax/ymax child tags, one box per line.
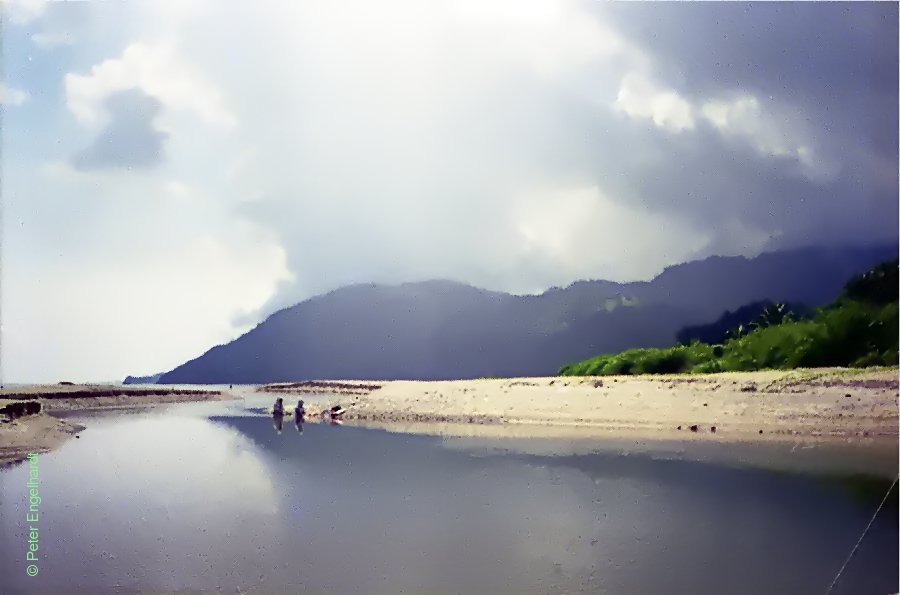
<box><xmin>123</xmin><ymin>373</ymin><xmax>163</xmax><ymax>385</ymax></box>
<box><xmin>155</xmin><ymin>244</ymin><xmax>896</xmax><ymax>384</ymax></box>
<box><xmin>675</xmin><ymin>301</ymin><xmax>814</xmax><ymax>346</ymax></box>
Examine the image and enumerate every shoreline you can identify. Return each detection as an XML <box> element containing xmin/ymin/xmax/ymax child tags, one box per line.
<box><xmin>0</xmin><ymin>385</ymin><xmax>232</xmax><ymax>466</ymax></box>
<box><xmin>274</xmin><ymin>369</ymin><xmax>899</xmax><ymax>477</ymax></box>
<box><xmin>0</xmin><ymin>414</ymin><xmax>85</xmax><ymax>467</ymax></box>
<box><xmin>0</xmin><ymin>383</ymin><xmax>226</xmax><ymax>410</ymax></box>
<box><xmin>261</xmin><ymin>368</ymin><xmax>899</xmax><ymax>445</ymax></box>
<box><xmin>1</xmin><ymin>368</ymin><xmax>896</xmax><ymax>468</ymax></box>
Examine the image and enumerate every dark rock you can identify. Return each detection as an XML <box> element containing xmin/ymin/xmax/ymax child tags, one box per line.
<box><xmin>0</xmin><ymin>400</ymin><xmax>41</xmax><ymax>420</ymax></box>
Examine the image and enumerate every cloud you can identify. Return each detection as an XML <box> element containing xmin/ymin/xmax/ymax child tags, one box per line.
<box><xmin>179</xmin><ymin>0</ymin><xmax>894</xmax><ymax>317</ymax></box>
<box><xmin>71</xmin><ymin>88</ymin><xmax>168</xmax><ymax>171</ymax></box>
<box><xmin>31</xmin><ymin>30</ymin><xmax>76</xmax><ymax>49</ymax></box>
<box><xmin>614</xmin><ymin>72</ymin><xmax>694</xmax><ymax>133</ymax></box>
<box><xmin>3</xmin><ymin>0</ymin><xmax>46</xmax><ymax>25</ymax></box>
<box><xmin>513</xmin><ymin>185</ymin><xmax>710</xmax><ymax>283</ymax></box>
<box><xmin>0</xmin><ymin>82</ymin><xmax>30</xmax><ymax>106</ymax></box>
<box><xmin>450</xmin><ymin>0</ymin><xmax>635</xmax><ymax>78</ymax></box>
<box><xmin>611</xmin><ymin>75</ymin><xmax>837</xmax><ymax>181</ymax></box>
<box><xmin>64</xmin><ymin>41</ymin><xmax>236</xmax><ymax>129</ymax></box>
<box><xmin>701</xmin><ymin>94</ymin><xmax>838</xmax><ymax>182</ymax></box>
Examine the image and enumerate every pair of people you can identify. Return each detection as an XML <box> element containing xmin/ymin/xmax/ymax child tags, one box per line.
<box><xmin>272</xmin><ymin>398</ymin><xmax>306</xmax><ymax>434</ymax></box>
<box><xmin>272</xmin><ymin>397</ymin><xmax>305</xmax><ymax>417</ymax></box>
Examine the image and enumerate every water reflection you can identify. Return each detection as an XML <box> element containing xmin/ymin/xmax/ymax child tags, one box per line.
<box><xmin>1</xmin><ymin>414</ymin><xmax>281</xmax><ymax>594</ymax></box>
<box><xmin>0</xmin><ymin>409</ymin><xmax>896</xmax><ymax>594</ymax></box>
<box><xmin>294</xmin><ymin>400</ymin><xmax>305</xmax><ymax>433</ymax></box>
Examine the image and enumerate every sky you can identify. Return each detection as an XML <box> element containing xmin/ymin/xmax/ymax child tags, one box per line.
<box><xmin>1</xmin><ymin>0</ymin><xmax>897</xmax><ymax>382</ymax></box>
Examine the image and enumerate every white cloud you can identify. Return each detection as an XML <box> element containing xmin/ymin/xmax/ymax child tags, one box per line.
<box><xmin>614</xmin><ymin>72</ymin><xmax>694</xmax><ymax>133</ymax></box>
<box><xmin>513</xmin><ymin>185</ymin><xmax>709</xmax><ymax>282</ymax></box>
<box><xmin>701</xmin><ymin>95</ymin><xmax>838</xmax><ymax>181</ymax></box>
<box><xmin>31</xmin><ymin>30</ymin><xmax>76</xmax><ymax>49</ymax></box>
<box><xmin>64</xmin><ymin>41</ymin><xmax>236</xmax><ymax>129</ymax></box>
<box><xmin>451</xmin><ymin>0</ymin><xmax>633</xmax><ymax>78</ymax></box>
<box><xmin>2</xmin><ymin>0</ymin><xmax>46</xmax><ymax>25</ymax></box>
<box><xmin>613</xmin><ymin>76</ymin><xmax>837</xmax><ymax>180</ymax></box>
<box><xmin>0</xmin><ymin>82</ymin><xmax>30</xmax><ymax>106</ymax></box>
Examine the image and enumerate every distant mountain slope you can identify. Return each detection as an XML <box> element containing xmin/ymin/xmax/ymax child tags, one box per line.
<box><xmin>559</xmin><ymin>259</ymin><xmax>899</xmax><ymax>376</ymax></box>
<box><xmin>156</xmin><ymin>244</ymin><xmax>895</xmax><ymax>383</ymax></box>
<box><xmin>123</xmin><ymin>373</ymin><xmax>163</xmax><ymax>385</ymax></box>
<box><xmin>675</xmin><ymin>301</ymin><xmax>814</xmax><ymax>346</ymax></box>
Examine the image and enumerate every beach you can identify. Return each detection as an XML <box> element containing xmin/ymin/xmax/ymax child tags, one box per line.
<box><xmin>2</xmin><ymin>369</ymin><xmax>897</xmax><ymax>467</ymax></box>
<box><xmin>264</xmin><ymin>368</ymin><xmax>899</xmax><ymax>444</ymax></box>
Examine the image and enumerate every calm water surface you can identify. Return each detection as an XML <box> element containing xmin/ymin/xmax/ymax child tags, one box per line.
<box><xmin>1</xmin><ymin>397</ymin><xmax>897</xmax><ymax>594</ymax></box>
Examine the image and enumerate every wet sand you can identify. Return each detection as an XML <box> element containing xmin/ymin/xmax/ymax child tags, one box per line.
<box><xmin>0</xmin><ymin>414</ymin><xmax>85</xmax><ymax>466</ymax></box>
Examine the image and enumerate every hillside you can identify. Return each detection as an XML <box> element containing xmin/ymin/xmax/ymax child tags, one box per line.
<box><xmin>155</xmin><ymin>244</ymin><xmax>895</xmax><ymax>383</ymax></box>
<box><xmin>559</xmin><ymin>260</ymin><xmax>899</xmax><ymax>376</ymax></box>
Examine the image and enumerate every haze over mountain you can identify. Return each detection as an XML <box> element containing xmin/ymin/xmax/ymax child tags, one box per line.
<box><xmin>156</xmin><ymin>244</ymin><xmax>895</xmax><ymax>384</ymax></box>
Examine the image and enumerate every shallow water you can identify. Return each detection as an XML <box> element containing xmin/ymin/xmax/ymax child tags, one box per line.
<box><xmin>1</xmin><ymin>399</ymin><xmax>897</xmax><ymax>594</ymax></box>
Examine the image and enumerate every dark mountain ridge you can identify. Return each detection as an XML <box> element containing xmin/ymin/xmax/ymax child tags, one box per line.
<box><xmin>156</xmin><ymin>243</ymin><xmax>895</xmax><ymax>383</ymax></box>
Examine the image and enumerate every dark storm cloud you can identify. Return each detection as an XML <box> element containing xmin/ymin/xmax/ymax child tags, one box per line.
<box><xmin>570</xmin><ymin>1</ymin><xmax>899</xmax><ymax>253</ymax></box>
<box><xmin>600</xmin><ymin>2</ymin><xmax>897</xmax><ymax>103</ymax></box>
<box><xmin>71</xmin><ymin>88</ymin><xmax>167</xmax><ymax>171</ymax></box>
<box><xmin>599</xmin><ymin>1</ymin><xmax>898</xmax><ymax>174</ymax></box>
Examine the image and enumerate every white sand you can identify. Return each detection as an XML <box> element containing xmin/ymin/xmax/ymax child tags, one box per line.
<box><xmin>312</xmin><ymin>368</ymin><xmax>899</xmax><ymax>444</ymax></box>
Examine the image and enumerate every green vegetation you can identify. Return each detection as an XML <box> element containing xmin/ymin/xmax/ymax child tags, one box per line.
<box><xmin>558</xmin><ymin>260</ymin><xmax>899</xmax><ymax>376</ymax></box>
<box><xmin>558</xmin><ymin>343</ymin><xmax>717</xmax><ymax>376</ymax></box>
